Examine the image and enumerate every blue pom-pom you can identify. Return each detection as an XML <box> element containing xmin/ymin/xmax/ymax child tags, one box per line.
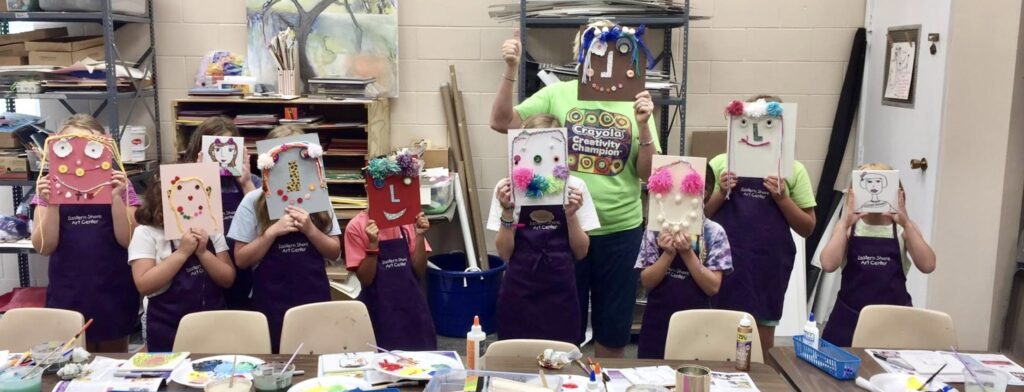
<box><xmin>367</xmin><ymin>157</ymin><xmax>400</xmax><ymax>181</ymax></box>
<box><xmin>526</xmin><ymin>174</ymin><xmax>549</xmax><ymax>198</ymax></box>
<box><xmin>766</xmin><ymin>102</ymin><xmax>784</xmax><ymax>117</ymax></box>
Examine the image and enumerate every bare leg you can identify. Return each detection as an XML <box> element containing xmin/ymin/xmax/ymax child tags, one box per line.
<box><xmin>87</xmin><ymin>337</ymin><xmax>129</xmax><ymax>353</ymax></box>
<box><xmin>595</xmin><ymin>342</ymin><xmax>625</xmax><ymax>358</ymax></box>
<box><xmin>757</xmin><ymin>325</ymin><xmax>774</xmax><ymax>360</ymax></box>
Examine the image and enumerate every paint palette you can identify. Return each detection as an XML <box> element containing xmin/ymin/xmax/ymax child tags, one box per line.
<box><xmin>372</xmin><ymin>352</ymin><xmax>462</xmax><ymax>381</ymax></box>
<box><xmin>170</xmin><ymin>355</ymin><xmax>265</xmax><ymax>388</ymax></box>
<box><xmin>120</xmin><ymin>352</ymin><xmax>190</xmax><ymax>372</ymax></box>
<box><xmin>286</xmin><ymin>376</ymin><xmax>371</xmax><ymax>392</ymax></box>
<box><xmin>556</xmin><ymin>375</ymin><xmax>591</xmax><ymax>390</ymax></box>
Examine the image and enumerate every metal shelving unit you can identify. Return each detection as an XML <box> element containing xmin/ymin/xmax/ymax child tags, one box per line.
<box><xmin>516</xmin><ymin>0</ymin><xmax>691</xmax><ymax>153</ymax></box>
<box><xmin>0</xmin><ymin>0</ymin><xmax>160</xmax><ymax>287</ymax></box>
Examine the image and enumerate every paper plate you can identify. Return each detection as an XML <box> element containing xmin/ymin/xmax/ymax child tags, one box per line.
<box><xmin>870</xmin><ymin>373</ymin><xmax>957</xmax><ymax>392</ymax></box>
<box><xmin>372</xmin><ymin>352</ymin><xmax>462</xmax><ymax>381</ymax></box>
<box><xmin>286</xmin><ymin>375</ymin><xmax>371</xmax><ymax>392</ymax></box>
<box><xmin>556</xmin><ymin>375</ymin><xmax>592</xmax><ymax>390</ymax></box>
<box><xmin>170</xmin><ymin>355</ymin><xmax>265</xmax><ymax>388</ymax></box>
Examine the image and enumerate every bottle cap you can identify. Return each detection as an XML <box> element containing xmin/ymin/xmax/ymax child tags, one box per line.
<box><xmin>589</xmin><ymin>371</ymin><xmax>596</xmax><ymax>382</ymax></box>
<box><xmin>809</xmin><ymin>312</ymin><xmax>815</xmax><ymax>322</ymax></box>
<box><xmin>739</xmin><ymin>314</ymin><xmax>752</xmax><ymax>327</ymax></box>
<box><xmin>474</xmin><ymin>315</ymin><xmax>480</xmax><ymax>326</ymax></box>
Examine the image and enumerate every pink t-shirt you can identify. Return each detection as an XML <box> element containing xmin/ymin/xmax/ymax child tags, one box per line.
<box><xmin>344</xmin><ymin>210</ymin><xmax>432</xmax><ymax>271</ymax></box>
<box><xmin>31</xmin><ymin>182</ymin><xmax>141</xmax><ymax>207</ymax></box>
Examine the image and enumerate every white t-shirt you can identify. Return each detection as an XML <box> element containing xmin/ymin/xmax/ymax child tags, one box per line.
<box><xmin>127</xmin><ymin>225</ymin><xmax>230</xmax><ymax>297</ymax></box>
<box><xmin>486</xmin><ymin>176</ymin><xmax>601</xmax><ymax>232</ymax></box>
<box><xmin>227</xmin><ymin>189</ymin><xmax>342</xmax><ymax>243</ymax></box>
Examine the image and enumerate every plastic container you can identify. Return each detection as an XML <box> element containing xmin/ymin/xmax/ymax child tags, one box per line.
<box><xmin>29</xmin><ymin>342</ymin><xmax>70</xmax><ymax>374</ymax></box>
<box><xmin>204</xmin><ymin>378</ymin><xmax>252</xmax><ymax>392</ymax></box>
<box><xmin>465</xmin><ymin>316</ymin><xmax>485</xmax><ymax>370</ymax></box>
<box><xmin>0</xmin><ymin>368</ymin><xmax>42</xmax><ymax>392</ymax></box>
<box><xmin>426</xmin><ymin>253</ymin><xmax>506</xmax><ymax>337</ymax></box>
<box><xmin>251</xmin><ymin>362</ymin><xmax>294</xmax><ymax>392</ymax></box>
<box><xmin>793</xmin><ymin>335</ymin><xmax>861</xmax><ymax>380</ymax></box>
<box><xmin>424</xmin><ymin>369</ymin><xmax>562</xmax><ymax>392</ymax></box>
<box><xmin>38</xmin><ymin>0</ymin><xmax>147</xmax><ymax>16</ymax></box>
<box><xmin>421</xmin><ymin>174</ymin><xmax>454</xmax><ymax>215</ymax></box>
<box><xmin>803</xmin><ymin>312</ymin><xmax>820</xmax><ymax>350</ymax></box>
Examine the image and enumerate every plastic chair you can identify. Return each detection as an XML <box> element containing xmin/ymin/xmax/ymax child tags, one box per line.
<box><xmin>852</xmin><ymin>305</ymin><xmax>957</xmax><ymax>349</ymax></box>
<box><xmin>173</xmin><ymin>311</ymin><xmax>272</xmax><ymax>354</ymax></box>
<box><xmin>0</xmin><ymin>308</ymin><xmax>85</xmax><ymax>351</ymax></box>
<box><xmin>279</xmin><ymin>301</ymin><xmax>376</xmax><ymax>354</ymax></box>
<box><xmin>664</xmin><ymin>309</ymin><xmax>764</xmax><ymax>363</ymax></box>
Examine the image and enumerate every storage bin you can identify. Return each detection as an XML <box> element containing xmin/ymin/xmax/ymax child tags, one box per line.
<box><xmin>793</xmin><ymin>335</ymin><xmax>861</xmax><ymax>380</ymax></box>
<box><xmin>427</xmin><ymin>253</ymin><xmax>505</xmax><ymax>337</ymax></box>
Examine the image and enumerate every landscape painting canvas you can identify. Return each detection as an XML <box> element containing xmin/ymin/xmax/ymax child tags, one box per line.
<box><xmin>246</xmin><ymin>0</ymin><xmax>399</xmax><ymax>97</ymax></box>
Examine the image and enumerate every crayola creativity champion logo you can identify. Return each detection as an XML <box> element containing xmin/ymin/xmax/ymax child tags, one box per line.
<box><xmin>565</xmin><ymin>108</ymin><xmax>631</xmax><ymax>176</ymax></box>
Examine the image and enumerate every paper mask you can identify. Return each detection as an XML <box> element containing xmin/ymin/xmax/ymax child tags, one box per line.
<box><xmin>160</xmin><ymin>162</ymin><xmax>223</xmax><ymax>240</ymax></box>
<box><xmin>256</xmin><ymin>133</ymin><xmax>330</xmax><ymax>220</ymax></box>
<box><xmin>852</xmin><ymin>170</ymin><xmax>900</xmax><ymax>213</ymax></box>
<box><xmin>646</xmin><ymin>155</ymin><xmax>706</xmax><ymax>236</ymax></box>
<box><xmin>508</xmin><ymin>127</ymin><xmax>569</xmax><ymax>207</ymax></box>
<box><xmin>365</xmin><ymin>151</ymin><xmax>421</xmax><ymax>229</ymax></box>
<box><xmin>725</xmin><ymin>100</ymin><xmax>798</xmax><ymax>179</ymax></box>
<box><xmin>577</xmin><ymin>23</ymin><xmax>653</xmax><ymax>101</ymax></box>
<box><xmin>201</xmin><ymin>136</ymin><xmax>244</xmax><ymax>176</ymax></box>
<box><xmin>43</xmin><ymin>132</ymin><xmax>122</xmax><ymax>205</ymax></box>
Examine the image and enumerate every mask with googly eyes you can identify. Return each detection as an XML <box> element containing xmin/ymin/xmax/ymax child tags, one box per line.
<box><xmin>725</xmin><ymin>99</ymin><xmax>792</xmax><ymax>179</ymax></box>
<box><xmin>509</xmin><ymin>127</ymin><xmax>569</xmax><ymax>207</ymax></box>
<box><xmin>45</xmin><ymin>133</ymin><xmax>119</xmax><ymax>205</ymax></box>
<box><xmin>577</xmin><ymin>23</ymin><xmax>653</xmax><ymax>102</ymax></box>
<box><xmin>645</xmin><ymin>155</ymin><xmax>707</xmax><ymax>236</ymax></box>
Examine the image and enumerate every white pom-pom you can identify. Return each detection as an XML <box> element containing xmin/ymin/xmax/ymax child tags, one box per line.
<box><xmin>674</xmin><ymin>194</ymin><xmax>683</xmax><ymax>204</ymax></box>
<box><xmin>672</xmin><ymin>224</ymin><xmax>682</xmax><ymax>233</ymax></box>
<box><xmin>654</xmin><ymin>193</ymin><xmax>662</xmax><ymax>200</ymax></box>
<box><xmin>601</xmin><ymin>27</ymin><xmax>609</xmax><ymax>33</ymax></box>
<box><xmin>744</xmin><ymin>99</ymin><xmax>768</xmax><ymax>118</ymax></box>
<box><xmin>691</xmin><ymin>198</ymin><xmax>700</xmax><ymax>206</ymax></box>
<box><xmin>257</xmin><ymin>153</ymin><xmax>276</xmax><ymax>170</ymax></box>
<box><xmin>662</xmin><ymin>222</ymin><xmax>670</xmax><ymax>231</ymax></box>
<box><xmin>657</xmin><ymin>214</ymin><xmax>664</xmax><ymax>222</ymax></box>
<box><xmin>304</xmin><ymin>143</ymin><xmax>324</xmax><ymax>158</ymax></box>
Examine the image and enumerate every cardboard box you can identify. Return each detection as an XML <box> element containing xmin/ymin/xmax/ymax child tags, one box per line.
<box><xmin>0</xmin><ymin>43</ymin><xmax>27</xmax><ymax>57</ymax></box>
<box><xmin>690</xmin><ymin>130</ymin><xmax>728</xmax><ymax>161</ymax></box>
<box><xmin>25</xmin><ymin>35</ymin><xmax>103</xmax><ymax>52</ymax></box>
<box><xmin>0</xmin><ymin>56</ymin><xmax>26</xmax><ymax>66</ymax></box>
<box><xmin>0</xmin><ymin>133</ymin><xmax>20</xmax><ymax>149</ymax></box>
<box><xmin>0</xmin><ymin>155</ymin><xmax>26</xmax><ymax>174</ymax></box>
<box><xmin>0</xmin><ymin>27</ymin><xmax>67</xmax><ymax>47</ymax></box>
<box><xmin>29</xmin><ymin>45</ymin><xmax>104</xmax><ymax>66</ymax></box>
<box><xmin>421</xmin><ymin>147</ymin><xmax>449</xmax><ymax>169</ymax></box>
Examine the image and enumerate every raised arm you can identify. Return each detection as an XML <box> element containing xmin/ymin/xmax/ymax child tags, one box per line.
<box><xmin>490</xmin><ymin>29</ymin><xmax>524</xmax><ymax>133</ymax></box>
<box><xmin>887</xmin><ymin>189</ymin><xmax>936</xmax><ymax>274</ymax></box>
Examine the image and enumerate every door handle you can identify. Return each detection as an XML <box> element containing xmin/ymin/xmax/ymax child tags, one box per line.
<box><xmin>910</xmin><ymin>158</ymin><xmax>928</xmax><ymax>171</ymax></box>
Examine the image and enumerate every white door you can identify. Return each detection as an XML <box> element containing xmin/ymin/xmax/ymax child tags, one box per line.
<box><xmin>857</xmin><ymin>0</ymin><xmax>951</xmax><ymax>307</ymax></box>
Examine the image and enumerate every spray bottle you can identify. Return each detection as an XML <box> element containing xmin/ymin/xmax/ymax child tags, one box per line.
<box><xmin>735</xmin><ymin>314</ymin><xmax>753</xmax><ymax>371</ymax></box>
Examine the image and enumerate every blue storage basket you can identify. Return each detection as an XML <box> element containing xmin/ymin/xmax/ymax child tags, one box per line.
<box><xmin>793</xmin><ymin>335</ymin><xmax>861</xmax><ymax>380</ymax></box>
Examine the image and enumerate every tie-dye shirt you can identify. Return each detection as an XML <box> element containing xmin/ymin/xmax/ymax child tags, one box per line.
<box><xmin>634</xmin><ymin>218</ymin><xmax>733</xmax><ymax>272</ymax></box>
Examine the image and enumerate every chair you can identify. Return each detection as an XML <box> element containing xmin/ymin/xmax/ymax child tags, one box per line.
<box><xmin>852</xmin><ymin>305</ymin><xmax>957</xmax><ymax>349</ymax></box>
<box><xmin>173</xmin><ymin>311</ymin><xmax>272</xmax><ymax>354</ymax></box>
<box><xmin>0</xmin><ymin>308</ymin><xmax>85</xmax><ymax>351</ymax></box>
<box><xmin>279</xmin><ymin>301</ymin><xmax>376</xmax><ymax>354</ymax></box>
<box><xmin>482</xmin><ymin>339</ymin><xmax>580</xmax><ymax>370</ymax></box>
<box><xmin>664</xmin><ymin>309</ymin><xmax>764</xmax><ymax>363</ymax></box>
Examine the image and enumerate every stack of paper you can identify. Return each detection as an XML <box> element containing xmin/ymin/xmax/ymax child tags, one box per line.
<box><xmin>308</xmin><ymin>77</ymin><xmax>379</xmax><ymax>99</ymax></box>
<box><xmin>488</xmin><ymin>0</ymin><xmax>689</xmax><ymax>22</ymax></box>
<box><xmin>866</xmin><ymin>349</ymin><xmax>1024</xmax><ymax>386</ymax></box>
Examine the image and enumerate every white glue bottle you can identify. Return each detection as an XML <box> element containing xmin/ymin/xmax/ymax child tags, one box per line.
<box><xmin>735</xmin><ymin>314</ymin><xmax>753</xmax><ymax>371</ymax></box>
<box><xmin>466</xmin><ymin>315</ymin><xmax>485</xmax><ymax>370</ymax></box>
<box><xmin>804</xmin><ymin>312</ymin><xmax>820</xmax><ymax>350</ymax></box>
<box><xmin>587</xmin><ymin>370</ymin><xmax>601</xmax><ymax>391</ymax></box>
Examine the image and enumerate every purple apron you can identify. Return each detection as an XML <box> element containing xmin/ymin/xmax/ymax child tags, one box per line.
<box><xmin>220</xmin><ymin>178</ymin><xmax>251</xmax><ymax>310</ymax></box>
<box><xmin>146</xmin><ymin>242</ymin><xmax>224</xmax><ymax>352</ymax></box>
<box><xmin>357</xmin><ymin>228</ymin><xmax>437</xmax><ymax>351</ymax></box>
<box><xmin>47</xmin><ymin>204</ymin><xmax>139</xmax><ymax>342</ymax></box>
<box><xmin>637</xmin><ymin>252</ymin><xmax>710</xmax><ymax>359</ymax></box>
<box><xmin>496</xmin><ymin>205</ymin><xmax>581</xmax><ymax>344</ymax></box>
<box><xmin>252</xmin><ymin>231</ymin><xmax>331</xmax><ymax>353</ymax></box>
<box><xmin>712</xmin><ymin>177</ymin><xmax>795</xmax><ymax>321</ymax></box>
<box><xmin>822</xmin><ymin>223</ymin><xmax>911</xmax><ymax>347</ymax></box>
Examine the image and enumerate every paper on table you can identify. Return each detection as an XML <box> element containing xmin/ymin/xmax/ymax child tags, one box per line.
<box><xmin>959</xmin><ymin>353</ymin><xmax>1024</xmax><ymax>386</ymax></box>
<box><xmin>604</xmin><ymin>369</ymin><xmax>635</xmax><ymax>392</ymax></box>
<box><xmin>865</xmin><ymin>349</ymin><xmax>1024</xmax><ymax>386</ymax></box>
<box><xmin>618</xmin><ymin>366</ymin><xmax>676</xmax><ymax>387</ymax></box>
<box><xmin>317</xmin><ymin>352</ymin><xmax>375</xmax><ymax>376</ymax></box>
<box><xmin>711</xmin><ymin>372</ymin><xmax>760</xmax><ymax>392</ymax></box>
<box><xmin>54</xmin><ymin>357</ymin><xmax>163</xmax><ymax>392</ymax></box>
<box><xmin>316</xmin><ymin>351</ymin><xmax>463</xmax><ymax>384</ymax></box>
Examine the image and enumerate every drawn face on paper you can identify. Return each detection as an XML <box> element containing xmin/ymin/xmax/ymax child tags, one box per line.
<box><xmin>645</xmin><ymin>155</ymin><xmax>707</xmax><ymax>236</ymax></box>
<box><xmin>509</xmin><ymin>128</ymin><xmax>569</xmax><ymax>207</ymax></box>
<box><xmin>256</xmin><ymin>134</ymin><xmax>331</xmax><ymax>220</ymax></box>
<box><xmin>161</xmin><ymin>162</ymin><xmax>223</xmax><ymax>240</ymax></box>
<box><xmin>895</xmin><ymin>45</ymin><xmax>912</xmax><ymax>71</ymax></box>
<box><xmin>47</xmin><ymin>133</ymin><xmax>117</xmax><ymax>204</ymax></box>
<box><xmin>852</xmin><ymin>170</ymin><xmax>899</xmax><ymax>213</ymax></box>
<box><xmin>366</xmin><ymin>173</ymin><xmax>420</xmax><ymax>229</ymax></box>
<box><xmin>860</xmin><ymin>174</ymin><xmax>887</xmax><ymax>196</ymax></box>
<box><xmin>202</xmin><ymin>136</ymin><xmax>243</xmax><ymax>176</ymax></box>
<box><xmin>577</xmin><ymin>26</ymin><xmax>647</xmax><ymax>101</ymax></box>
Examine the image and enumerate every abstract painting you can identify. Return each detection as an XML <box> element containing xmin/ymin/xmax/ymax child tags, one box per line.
<box><xmin>246</xmin><ymin>0</ymin><xmax>399</xmax><ymax>97</ymax></box>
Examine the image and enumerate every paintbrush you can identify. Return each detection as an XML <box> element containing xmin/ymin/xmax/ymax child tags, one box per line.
<box><xmin>575</xmin><ymin>359</ymin><xmax>590</xmax><ymax>375</ymax></box>
<box><xmin>539</xmin><ymin>369</ymin><xmax>548</xmax><ymax>389</ymax></box>
<box><xmin>950</xmin><ymin>347</ymin><xmax>981</xmax><ymax>385</ymax></box>
<box><xmin>228</xmin><ymin>355</ymin><xmax>238</xmax><ymax>388</ymax></box>
<box><xmin>280</xmin><ymin>343</ymin><xmax>303</xmax><ymax>377</ymax></box>
<box><xmin>366</xmin><ymin>343</ymin><xmax>412</xmax><ymax>362</ymax></box>
<box><xmin>916</xmin><ymin>363</ymin><xmax>946</xmax><ymax>391</ymax></box>
<box><xmin>23</xmin><ymin>319</ymin><xmax>93</xmax><ymax>379</ymax></box>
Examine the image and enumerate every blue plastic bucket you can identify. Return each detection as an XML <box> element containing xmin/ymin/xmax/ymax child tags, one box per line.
<box><xmin>426</xmin><ymin>253</ymin><xmax>506</xmax><ymax>337</ymax></box>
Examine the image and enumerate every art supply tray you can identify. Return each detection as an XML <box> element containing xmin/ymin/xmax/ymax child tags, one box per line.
<box><xmin>793</xmin><ymin>335</ymin><xmax>861</xmax><ymax>380</ymax></box>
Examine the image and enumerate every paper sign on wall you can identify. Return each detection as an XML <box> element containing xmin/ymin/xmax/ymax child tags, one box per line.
<box><xmin>256</xmin><ymin>133</ymin><xmax>330</xmax><ymax>220</ymax></box>
<box><xmin>725</xmin><ymin>100</ymin><xmax>798</xmax><ymax>179</ymax></box>
<box><xmin>365</xmin><ymin>151</ymin><xmax>422</xmax><ymax>229</ymax></box>
<box><xmin>645</xmin><ymin>155</ymin><xmax>706</xmax><ymax>236</ymax></box>
<box><xmin>508</xmin><ymin>127</ymin><xmax>569</xmax><ymax>207</ymax></box>
<box><xmin>45</xmin><ymin>133</ymin><xmax>122</xmax><ymax>205</ymax></box>
<box><xmin>852</xmin><ymin>170</ymin><xmax>900</xmax><ymax>213</ymax></box>
<box><xmin>201</xmin><ymin>136</ymin><xmax>245</xmax><ymax>176</ymax></box>
<box><xmin>160</xmin><ymin>162</ymin><xmax>223</xmax><ymax>240</ymax></box>
<box><xmin>576</xmin><ymin>23</ymin><xmax>651</xmax><ymax>101</ymax></box>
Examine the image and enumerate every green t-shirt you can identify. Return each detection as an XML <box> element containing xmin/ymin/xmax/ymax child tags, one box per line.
<box><xmin>515</xmin><ymin>80</ymin><xmax>661</xmax><ymax>235</ymax></box>
<box><xmin>708</xmin><ymin>153</ymin><xmax>817</xmax><ymax>209</ymax></box>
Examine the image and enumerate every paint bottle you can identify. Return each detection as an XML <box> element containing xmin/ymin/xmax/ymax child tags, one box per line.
<box><xmin>804</xmin><ymin>312</ymin><xmax>820</xmax><ymax>350</ymax></box>
<box><xmin>735</xmin><ymin>314</ymin><xmax>752</xmax><ymax>371</ymax></box>
<box><xmin>587</xmin><ymin>370</ymin><xmax>601</xmax><ymax>391</ymax></box>
<box><xmin>466</xmin><ymin>315</ymin><xmax>485</xmax><ymax>370</ymax></box>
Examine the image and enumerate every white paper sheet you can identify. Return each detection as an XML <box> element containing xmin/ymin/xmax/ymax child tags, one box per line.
<box><xmin>884</xmin><ymin>42</ymin><xmax>915</xmax><ymax>100</ymax></box>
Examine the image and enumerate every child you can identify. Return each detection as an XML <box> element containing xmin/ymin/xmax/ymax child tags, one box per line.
<box><xmin>488</xmin><ymin>114</ymin><xmax>600</xmax><ymax>344</ymax></box>
<box><xmin>228</xmin><ymin>125</ymin><xmax>341</xmax><ymax>353</ymax></box>
<box><xmin>182</xmin><ymin>116</ymin><xmax>259</xmax><ymax>309</ymax></box>
<box><xmin>705</xmin><ymin>96</ymin><xmax>817</xmax><ymax>356</ymax></box>
<box><xmin>346</xmin><ymin>152</ymin><xmax>436</xmax><ymax>351</ymax></box>
<box><xmin>31</xmin><ymin>114</ymin><xmax>141</xmax><ymax>352</ymax></box>
<box><xmin>819</xmin><ymin>163</ymin><xmax>936</xmax><ymax>347</ymax></box>
<box><xmin>128</xmin><ymin>178</ymin><xmax>236</xmax><ymax>352</ymax></box>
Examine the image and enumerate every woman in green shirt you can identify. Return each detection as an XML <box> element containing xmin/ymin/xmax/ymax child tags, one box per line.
<box><xmin>489</xmin><ymin>21</ymin><xmax>659</xmax><ymax>358</ymax></box>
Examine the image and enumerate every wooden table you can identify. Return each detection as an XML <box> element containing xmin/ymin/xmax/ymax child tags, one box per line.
<box><xmin>770</xmin><ymin>347</ymin><xmax>1024</xmax><ymax>391</ymax></box>
<box><xmin>39</xmin><ymin>354</ymin><xmax>795</xmax><ymax>391</ymax></box>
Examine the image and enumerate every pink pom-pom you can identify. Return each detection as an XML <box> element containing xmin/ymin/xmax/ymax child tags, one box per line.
<box><xmin>647</xmin><ymin>167</ymin><xmax>673</xmax><ymax>194</ymax></box>
<box><xmin>512</xmin><ymin>167</ymin><xmax>534</xmax><ymax>191</ymax></box>
<box><xmin>725</xmin><ymin>100</ymin><xmax>744</xmax><ymax>116</ymax></box>
<box><xmin>681</xmin><ymin>172</ymin><xmax>705</xmax><ymax>195</ymax></box>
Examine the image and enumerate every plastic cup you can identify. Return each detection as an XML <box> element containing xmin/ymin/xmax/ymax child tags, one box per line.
<box><xmin>251</xmin><ymin>363</ymin><xmax>295</xmax><ymax>392</ymax></box>
<box><xmin>963</xmin><ymin>367</ymin><xmax>1010</xmax><ymax>392</ymax></box>
<box><xmin>30</xmin><ymin>342</ymin><xmax>69</xmax><ymax>374</ymax></box>
<box><xmin>0</xmin><ymin>368</ymin><xmax>43</xmax><ymax>392</ymax></box>
<box><xmin>204</xmin><ymin>377</ymin><xmax>253</xmax><ymax>392</ymax></box>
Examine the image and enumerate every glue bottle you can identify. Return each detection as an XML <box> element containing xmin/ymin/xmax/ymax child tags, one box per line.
<box><xmin>586</xmin><ymin>370</ymin><xmax>601</xmax><ymax>391</ymax></box>
<box><xmin>735</xmin><ymin>314</ymin><xmax>753</xmax><ymax>371</ymax></box>
<box><xmin>804</xmin><ymin>312</ymin><xmax>820</xmax><ymax>350</ymax></box>
<box><xmin>466</xmin><ymin>315</ymin><xmax>485</xmax><ymax>370</ymax></box>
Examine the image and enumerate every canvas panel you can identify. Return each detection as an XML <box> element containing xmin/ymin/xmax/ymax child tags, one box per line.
<box><xmin>645</xmin><ymin>155</ymin><xmax>707</xmax><ymax>236</ymax></box>
<box><xmin>852</xmin><ymin>170</ymin><xmax>900</xmax><ymax>213</ymax></box>
<box><xmin>161</xmin><ymin>163</ymin><xmax>224</xmax><ymax>240</ymax></box>
<box><xmin>45</xmin><ymin>133</ymin><xmax>121</xmax><ymax>205</ymax></box>
<box><xmin>256</xmin><ymin>133</ymin><xmax>331</xmax><ymax>220</ymax></box>
<box><xmin>726</xmin><ymin>101</ymin><xmax>797</xmax><ymax>179</ymax></box>
<box><xmin>201</xmin><ymin>136</ymin><xmax>245</xmax><ymax>177</ymax></box>
<box><xmin>508</xmin><ymin>127</ymin><xmax>569</xmax><ymax>207</ymax></box>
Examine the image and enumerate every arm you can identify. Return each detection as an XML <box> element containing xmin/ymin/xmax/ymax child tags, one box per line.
<box><xmin>639</xmin><ymin>248</ymin><xmax>676</xmax><ymax>291</ymax></box>
<box><xmin>490</xmin><ymin>30</ymin><xmax>524</xmax><ymax>133</ymax></box>
<box><xmin>704</xmin><ymin>171</ymin><xmax>736</xmax><ymax>218</ymax></box>
<box><xmin>564</xmin><ymin>186</ymin><xmax>589</xmax><ymax>260</ymax></box>
<box><xmin>411</xmin><ymin>213</ymin><xmax>430</xmax><ymax>279</ymax></box>
<box><xmin>110</xmin><ymin>172</ymin><xmax>136</xmax><ymax>248</ymax></box>
<box><xmin>354</xmin><ymin>220</ymin><xmax>380</xmax><ymax>287</ymax></box>
<box><xmin>493</xmin><ymin>180</ymin><xmax>516</xmax><ymax>261</ymax></box>
<box><xmin>288</xmin><ymin>206</ymin><xmax>341</xmax><ymax>260</ymax></box>
<box><xmin>888</xmin><ymin>189</ymin><xmax>936</xmax><ymax>273</ymax></box>
<box><xmin>765</xmin><ymin>176</ymin><xmax>816</xmax><ymax>237</ymax></box>
<box><xmin>234</xmin><ymin>216</ymin><xmax>297</xmax><ymax>269</ymax></box>
<box><xmin>193</xmin><ymin>230</ymin><xmax>236</xmax><ymax>288</ymax></box>
<box><xmin>820</xmin><ymin>191</ymin><xmax>861</xmax><ymax>273</ymax></box>
<box><xmin>634</xmin><ymin>91</ymin><xmax>656</xmax><ymax>179</ymax></box>
<box><xmin>677</xmin><ymin>236</ymin><xmax>724</xmax><ymax>296</ymax></box>
<box><xmin>130</xmin><ymin>234</ymin><xmax>198</xmax><ymax>296</ymax></box>
<box><xmin>236</xmin><ymin>151</ymin><xmax>257</xmax><ymax>193</ymax></box>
